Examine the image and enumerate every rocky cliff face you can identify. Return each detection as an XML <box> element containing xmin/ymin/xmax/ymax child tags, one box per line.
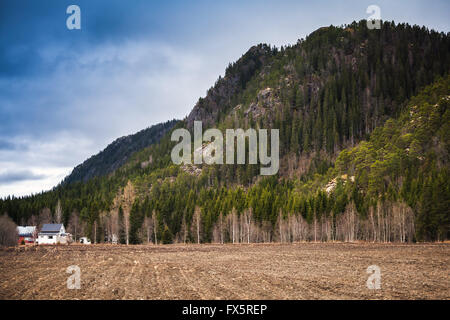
<box><xmin>186</xmin><ymin>44</ymin><xmax>276</xmax><ymax>128</ymax></box>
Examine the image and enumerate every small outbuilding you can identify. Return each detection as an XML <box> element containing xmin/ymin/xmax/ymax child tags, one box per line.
<box><xmin>79</xmin><ymin>237</ymin><xmax>91</xmax><ymax>244</ymax></box>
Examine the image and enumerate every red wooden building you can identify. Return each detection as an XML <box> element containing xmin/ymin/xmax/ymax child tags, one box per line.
<box><xmin>17</xmin><ymin>226</ymin><xmax>37</xmax><ymax>244</ymax></box>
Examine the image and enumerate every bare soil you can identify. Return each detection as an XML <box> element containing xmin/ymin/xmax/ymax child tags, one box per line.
<box><xmin>0</xmin><ymin>243</ymin><xmax>448</xmax><ymax>300</ymax></box>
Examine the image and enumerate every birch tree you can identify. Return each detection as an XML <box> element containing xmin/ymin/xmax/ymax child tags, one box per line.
<box><xmin>152</xmin><ymin>210</ymin><xmax>158</xmax><ymax>245</ymax></box>
<box><xmin>192</xmin><ymin>206</ymin><xmax>202</xmax><ymax>244</ymax></box>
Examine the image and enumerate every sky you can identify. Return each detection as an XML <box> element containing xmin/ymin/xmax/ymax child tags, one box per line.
<box><xmin>0</xmin><ymin>0</ymin><xmax>449</xmax><ymax>198</ymax></box>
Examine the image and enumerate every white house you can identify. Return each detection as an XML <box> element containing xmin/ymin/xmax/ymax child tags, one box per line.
<box><xmin>38</xmin><ymin>224</ymin><xmax>71</xmax><ymax>245</ymax></box>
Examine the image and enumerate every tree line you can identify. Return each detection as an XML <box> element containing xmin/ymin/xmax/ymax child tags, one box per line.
<box><xmin>0</xmin><ymin>21</ymin><xmax>448</xmax><ymax>244</ymax></box>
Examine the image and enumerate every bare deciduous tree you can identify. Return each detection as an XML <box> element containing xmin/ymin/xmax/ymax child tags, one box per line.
<box><xmin>226</xmin><ymin>208</ymin><xmax>238</xmax><ymax>244</ymax></box>
<box><xmin>244</xmin><ymin>209</ymin><xmax>253</xmax><ymax>244</ymax></box>
<box><xmin>277</xmin><ymin>210</ymin><xmax>288</xmax><ymax>243</ymax></box>
<box><xmin>192</xmin><ymin>206</ymin><xmax>202</xmax><ymax>244</ymax></box>
<box><xmin>0</xmin><ymin>214</ymin><xmax>18</xmax><ymax>247</ymax></box>
<box><xmin>124</xmin><ymin>209</ymin><xmax>130</xmax><ymax>245</ymax></box>
<box><xmin>104</xmin><ymin>210</ymin><xmax>119</xmax><ymax>243</ymax></box>
<box><xmin>38</xmin><ymin>208</ymin><xmax>52</xmax><ymax>230</ymax></box>
<box><xmin>144</xmin><ymin>215</ymin><xmax>154</xmax><ymax>244</ymax></box>
<box><xmin>152</xmin><ymin>210</ymin><xmax>158</xmax><ymax>245</ymax></box>
<box><xmin>55</xmin><ymin>200</ymin><xmax>62</xmax><ymax>224</ymax></box>
<box><xmin>67</xmin><ymin>211</ymin><xmax>80</xmax><ymax>242</ymax></box>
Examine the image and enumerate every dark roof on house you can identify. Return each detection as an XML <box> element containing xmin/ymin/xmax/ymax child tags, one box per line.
<box><xmin>40</xmin><ymin>224</ymin><xmax>63</xmax><ymax>233</ymax></box>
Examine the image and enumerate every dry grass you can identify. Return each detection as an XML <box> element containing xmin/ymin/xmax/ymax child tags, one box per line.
<box><xmin>0</xmin><ymin>243</ymin><xmax>448</xmax><ymax>300</ymax></box>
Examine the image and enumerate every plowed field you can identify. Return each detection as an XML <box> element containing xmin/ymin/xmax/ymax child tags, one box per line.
<box><xmin>0</xmin><ymin>243</ymin><xmax>448</xmax><ymax>299</ymax></box>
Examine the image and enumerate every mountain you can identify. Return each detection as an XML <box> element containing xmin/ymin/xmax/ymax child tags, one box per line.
<box><xmin>62</xmin><ymin>120</ymin><xmax>178</xmax><ymax>184</ymax></box>
<box><xmin>1</xmin><ymin>20</ymin><xmax>449</xmax><ymax>243</ymax></box>
<box><xmin>331</xmin><ymin>75</ymin><xmax>450</xmax><ymax>241</ymax></box>
<box><xmin>185</xmin><ymin>44</ymin><xmax>277</xmax><ymax>128</ymax></box>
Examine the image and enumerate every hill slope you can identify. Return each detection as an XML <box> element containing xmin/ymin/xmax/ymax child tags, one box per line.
<box><xmin>62</xmin><ymin>120</ymin><xmax>178</xmax><ymax>185</ymax></box>
<box><xmin>1</xmin><ymin>20</ymin><xmax>449</xmax><ymax>243</ymax></box>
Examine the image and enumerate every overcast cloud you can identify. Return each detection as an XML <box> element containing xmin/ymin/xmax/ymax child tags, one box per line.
<box><xmin>0</xmin><ymin>0</ymin><xmax>449</xmax><ymax>197</ymax></box>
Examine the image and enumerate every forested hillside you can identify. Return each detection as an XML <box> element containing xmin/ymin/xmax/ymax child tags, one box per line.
<box><xmin>63</xmin><ymin>120</ymin><xmax>178</xmax><ymax>184</ymax></box>
<box><xmin>1</xmin><ymin>21</ymin><xmax>449</xmax><ymax>244</ymax></box>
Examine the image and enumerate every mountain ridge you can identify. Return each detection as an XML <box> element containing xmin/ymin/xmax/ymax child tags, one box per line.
<box><xmin>1</xmin><ymin>20</ymin><xmax>449</xmax><ymax>243</ymax></box>
<box><xmin>62</xmin><ymin>119</ymin><xmax>178</xmax><ymax>185</ymax></box>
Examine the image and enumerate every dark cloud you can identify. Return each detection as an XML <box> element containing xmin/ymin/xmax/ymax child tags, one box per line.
<box><xmin>0</xmin><ymin>139</ymin><xmax>29</xmax><ymax>151</ymax></box>
<box><xmin>0</xmin><ymin>0</ymin><xmax>168</xmax><ymax>78</ymax></box>
<box><xmin>0</xmin><ymin>140</ymin><xmax>16</xmax><ymax>151</ymax></box>
<box><xmin>0</xmin><ymin>0</ymin><xmax>449</xmax><ymax>197</ymax></box>
<box><xmin>0</xmin><ymin>170</ymin><xmax>47</xmax><ymax>183</ymax></box>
